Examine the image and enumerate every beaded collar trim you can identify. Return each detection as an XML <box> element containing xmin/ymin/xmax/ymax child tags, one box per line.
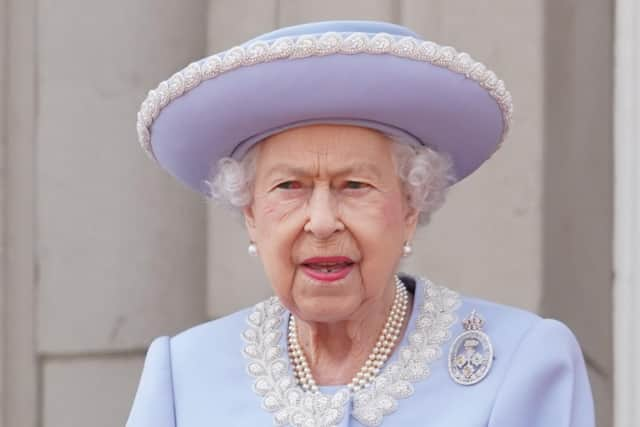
<box><xmin>241</xmin><ymin>277</ymin><xmax>461</xmax><ymax>427</ymax></box>
<box><xmin>136</xmin><ymin>32</ymin><xmax>513</xmax><ymax>160</ymax></box>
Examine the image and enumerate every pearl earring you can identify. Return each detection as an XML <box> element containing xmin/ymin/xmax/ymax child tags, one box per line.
<box><xmin>248</xmin><ymin>242</ymin><xmax>258</xmax><ymax>257</ymax></box>
<box><xmin>402</xmin><ymin>242</ymin><xmax>413</xmax><ymax>257</ymax></box>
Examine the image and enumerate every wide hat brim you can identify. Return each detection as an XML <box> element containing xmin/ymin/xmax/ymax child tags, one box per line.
<box><xmin>137</xmin><ymin>21</ymin><xmax>513</xmax><ymax>195</ymax></box>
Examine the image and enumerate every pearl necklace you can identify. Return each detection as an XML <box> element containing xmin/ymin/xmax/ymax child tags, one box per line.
<box><xmin>287</xmin><ymin>276</ymin><xmax>409</xmax><ymax>393</ymax></box>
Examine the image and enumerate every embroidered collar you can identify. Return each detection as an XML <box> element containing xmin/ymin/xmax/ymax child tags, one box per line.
<box><xmin>241</xmin><ymin>276</ymin><xmax>460</xmax><ymax>427</ymax></box>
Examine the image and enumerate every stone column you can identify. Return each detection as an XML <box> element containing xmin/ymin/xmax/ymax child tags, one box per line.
<box><xmin>35</xmin><ymin>1</ymin><xmax>208</xmax><ymax>426</ymax></box>
<box><xmin>0</xmin><ymin>1</ymin><xmax>7</xmax><ymax>420</ymax></box>
<box><xmin>543</xmin><ymin>2</ymin><xmax>613</xmax><ymax>426</ymax></box>
<box><xmin>3</xmin><ymin>0</ymin><xmax>38</xmax><ymax>425</ymax></box>
<box><xmin>613</xmin><ymin>1</ymin><xmax>640</xmax><ymax>426</ymax></box>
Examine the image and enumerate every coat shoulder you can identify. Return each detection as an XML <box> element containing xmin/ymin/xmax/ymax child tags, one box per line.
<box><xmin>460</xmin><ymin>295</ymin><xmax>541</xmax><ymax>326</ymax></box>
<box><xmin>171</xmin><ymin>304</ymin><xmax>254</xmax><ymax>347</ymax></box>
<box><xmin>457</xmin><ymin>294</ymin><xmax>580</xmax><ymax>350</ymax></box>
<box><xmin>454</xmin><ymin>293</ymin><xmax>588</xmax><ymax>398</ymax></box>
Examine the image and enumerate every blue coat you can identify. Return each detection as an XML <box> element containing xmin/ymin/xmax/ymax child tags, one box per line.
<box><xmin>126</xmin><ymin>275</ymin><xmax>594</xmax><ymax>426</ymax></box>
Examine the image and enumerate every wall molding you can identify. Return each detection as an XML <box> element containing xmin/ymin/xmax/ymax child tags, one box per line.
<box><xmin>3</xmin><ymin>0</ymin><xmax>38</xmax><ymax>426</ymax></box>
<box><xmin>0</xmin><ymin>0</ymin><xmax>7</xmax><ymax>424</ymax></box>
<box><xmin>614</xmin><ymin>0</ymin><xmax>640</xmax><ymax>425</ymax></box>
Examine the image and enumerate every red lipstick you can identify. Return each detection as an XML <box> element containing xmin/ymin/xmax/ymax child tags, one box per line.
<box><xmin>301</xmin><ymin>256</ymin><xmax>354</xmax><ymax>282</ymax></box>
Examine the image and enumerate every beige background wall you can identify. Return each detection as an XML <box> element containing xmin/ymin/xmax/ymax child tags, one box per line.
<box><xmin>0</xmin><ymin>0</ymin><xmax>7</xmax><ymax>422</ymax></box>
<box><xmin>0</xmin><ymin>1</ymin><xmax>613</xmax><ymax>426</ymax></box>
<box><xmin>3</xmin><ymin>1</ymin><xmax>38</xmax><ymax>426</ymax></box>
<box><xmin>542</xmin><ymin>1</ymin><xmax>614</xmax><ymax>425</ymax></box>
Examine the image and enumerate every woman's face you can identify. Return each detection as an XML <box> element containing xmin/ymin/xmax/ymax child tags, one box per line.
<box><xmin>244</xmin><ymin>125</ymin><xmax>419</xmax><ymax>323</ymax></box>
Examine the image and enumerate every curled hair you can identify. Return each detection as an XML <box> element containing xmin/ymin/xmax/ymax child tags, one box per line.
<box><xmin>205</xmin><ymin>145</ymin><xmax>259</xmax><ymax>208</ymax></box>
<box><xmin>388</xmin><ymin>135</ymin><xmax>456</xmax><ymax>225</ymax></box>
<box><xmin>205</xmin><ymin>135</ymin><xmax>455</xmax><ymax>226</ymax></box>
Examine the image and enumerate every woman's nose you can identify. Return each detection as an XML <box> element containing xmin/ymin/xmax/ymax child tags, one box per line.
<box><xmin>304</xmin><ymin>186</ymin><xmax>344</xmax><ymax>239</ymax></box>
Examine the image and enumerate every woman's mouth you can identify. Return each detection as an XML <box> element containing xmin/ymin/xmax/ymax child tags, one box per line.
<box><xmin>301</xmin><ymin>257</ymin><xmax>355</xmax><ymax>282</ymax></box>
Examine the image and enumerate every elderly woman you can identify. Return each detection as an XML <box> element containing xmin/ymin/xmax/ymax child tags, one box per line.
<box><xmin>127</xmin><ymin>21</ymin><xmax>594</xmax><ymax>427</ymax></box>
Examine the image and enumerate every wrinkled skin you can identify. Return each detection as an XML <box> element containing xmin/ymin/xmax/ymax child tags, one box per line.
<box><xmin>244</xmin><ymin>124</ymin><xmax>418</xmax><ymax>385</ymax></box>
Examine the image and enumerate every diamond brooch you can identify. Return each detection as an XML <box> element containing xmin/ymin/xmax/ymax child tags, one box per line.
<box><xmin>448</xmin><ymin>310</ymin><xmax>494</xmax><ymax>385</ymax></box>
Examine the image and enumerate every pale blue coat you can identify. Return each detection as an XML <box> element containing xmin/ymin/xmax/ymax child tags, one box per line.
<box><xmin>126</xmin><ymin>275</ymin><xmax>594</xmax><ymax>426</ymax></box>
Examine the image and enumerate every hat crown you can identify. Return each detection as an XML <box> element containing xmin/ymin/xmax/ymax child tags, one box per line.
<box><xmin>246</xmin><ymin>20</ymin><xmax>420</xmax><ymax>45</ymax></box>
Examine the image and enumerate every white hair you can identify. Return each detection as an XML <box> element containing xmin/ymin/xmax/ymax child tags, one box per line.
<box><xmin>205</xmin><ymin>135</ymin><xmax>456</xmax><ymax>226</ymax></box>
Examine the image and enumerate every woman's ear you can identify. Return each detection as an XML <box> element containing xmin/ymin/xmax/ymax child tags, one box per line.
<box><xmin>243</xmin><ymin>205</ymin><xmax>258</xmax><ymax>242</ymax></box>
<box><xmin>403</xmin><ymin>206</ymin><xmax>419</xmax><ymax>243</ymax></box>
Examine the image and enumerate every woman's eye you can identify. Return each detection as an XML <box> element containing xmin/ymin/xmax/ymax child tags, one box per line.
<box><xmin>276</xmin><ymin>181</ymin><xmax>302</xmax><ymax>190</ymax></box>
<box><xmin>344</xmin><ymin>181</ymin><xmax>368</xmax><ymax>190</ymax></box>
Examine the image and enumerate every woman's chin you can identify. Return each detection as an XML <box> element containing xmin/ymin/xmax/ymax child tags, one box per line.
<box><xmin>292</xmin><ymin>286</ymin><xmax>361</xmax><ymax>322</ymax></box>
<box><xmin>293</xmin><ymin>301</ymin><xmax>360</xmax><ymax>324</ymax></box>
<box><xmin>287</xmin><ymin>268</ymin><xmax>366</xmax><ymax>322</ymax></box>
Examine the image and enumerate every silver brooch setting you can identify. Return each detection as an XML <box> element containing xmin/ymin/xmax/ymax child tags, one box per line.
<box><xmin>448</xmin><ymin>310</ymin><xmax>494</xmax><ymax>385</ymax></box>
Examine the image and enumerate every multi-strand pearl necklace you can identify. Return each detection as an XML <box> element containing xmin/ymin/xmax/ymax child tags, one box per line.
<box><xmin>287</xmin><ymin>276</ymin><xmax>409</xmax><ymax>393</ymax></box>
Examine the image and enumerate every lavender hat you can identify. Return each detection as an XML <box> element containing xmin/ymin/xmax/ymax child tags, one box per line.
<box><xmin>136</xmin><ymin>20</ymin><xmax>513</xmax><ymax>195</ymax></box>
